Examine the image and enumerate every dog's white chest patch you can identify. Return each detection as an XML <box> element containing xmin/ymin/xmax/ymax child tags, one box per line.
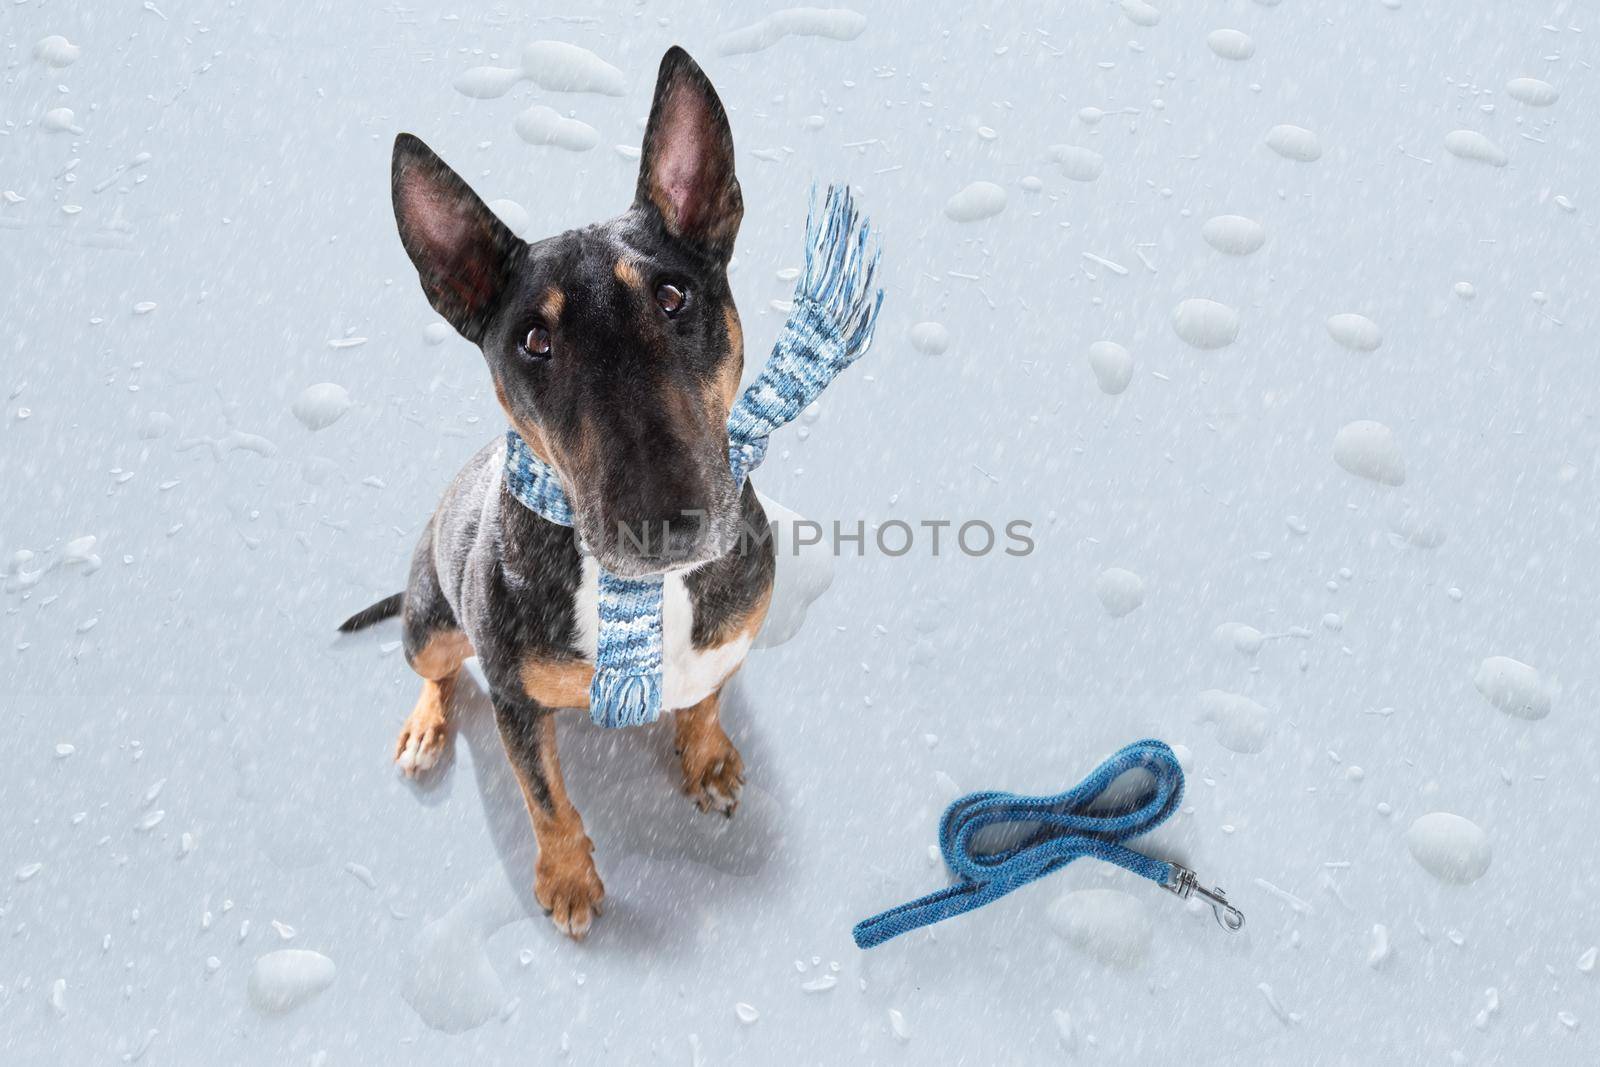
<box><xmin>572</xmin><ymin>558</ymin><xmax>752</xmax><ymax>711</ymax></box>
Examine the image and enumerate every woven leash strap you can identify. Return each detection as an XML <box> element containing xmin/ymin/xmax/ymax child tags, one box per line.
<box><xmin>851</xmin><ymin>739</ymin><xmax>1245</xmax><ymax>949</ymax></box>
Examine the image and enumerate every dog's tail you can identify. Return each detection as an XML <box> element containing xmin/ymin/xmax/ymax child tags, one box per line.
<box><xmin>338</xmin><ymin>592</ymin><xmax>404</xmax><ymax>633</ymax></box>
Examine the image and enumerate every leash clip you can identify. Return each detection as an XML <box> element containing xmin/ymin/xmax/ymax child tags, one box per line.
<box><xmin>1164</xmin><ymin>863</ymin><xmax>1245</xmax><ymax>932</ymax></box>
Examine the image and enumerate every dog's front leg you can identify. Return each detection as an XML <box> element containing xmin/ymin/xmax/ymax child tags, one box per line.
<box><xmin>490</xmin><ymin>690</ymin><xmax>605</xmax><ymax>939</ymax></box>
<box><xmin>674</xmin><ymin>688</ymin><xmax>745</xmax><ymax>817</ymax></box>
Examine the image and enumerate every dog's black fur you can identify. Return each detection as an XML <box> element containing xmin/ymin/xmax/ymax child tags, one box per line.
<box><xmin>344</xmin><ymin>47</ymin><xmax>775</xmax><ymax>939</ymax></box>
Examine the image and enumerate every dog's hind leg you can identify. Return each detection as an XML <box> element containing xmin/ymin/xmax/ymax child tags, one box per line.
<box><xmin>395</xmin><ymin>524</ymin><xmax>473</xmax><ymax>776</ymax></box>
<box><xmin>490</xmin><ymin>689</ymin><xmax>605</xmax><ymax>939</ymax></box>
<box><xmin>396</xmin><ymin>629</ymin><xmax>471</xmax><ymax>776</ymax></box>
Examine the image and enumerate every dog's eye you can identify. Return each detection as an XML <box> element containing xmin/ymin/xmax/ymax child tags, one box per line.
<box><xmin>522</xmin><ymin>324</ymin><xmax>552</xmax><ymax>358</ymax></box>
<box><xmin>655</xmin><ymin>282</ymin><xmax>687</xmax><ymax>318</ymax></box>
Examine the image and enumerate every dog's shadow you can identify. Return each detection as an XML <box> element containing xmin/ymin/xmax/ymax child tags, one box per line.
<box><xmin>393</xmin><ymin>668</ymin><xmax>791</xmax><ymax>1030</ymax></box>
<box><xmin>410</xmin><ymin>662</ymin><xmax>786</xmax><ymax>920</ymax></box>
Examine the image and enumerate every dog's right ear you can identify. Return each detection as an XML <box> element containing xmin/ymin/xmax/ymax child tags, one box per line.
<box><xmin>633</xmin><ymin>47</ymin><xmax>741</xmax><ymax>259</ymax></box>
<box><xmin>391</xmin><ymin>133</ymin><xmax>521</xmax><ymax>344</ymax></box>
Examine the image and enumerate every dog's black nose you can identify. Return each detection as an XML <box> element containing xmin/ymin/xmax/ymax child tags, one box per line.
<box><xmin>594</xmin><ymin>447</ymin><xmax>732</xmax><ymax>570</ymax></box>
<box><xmin>611</xmin><ymin>506</ymin><xmax>708</xmax><ymax>564</ymax></box>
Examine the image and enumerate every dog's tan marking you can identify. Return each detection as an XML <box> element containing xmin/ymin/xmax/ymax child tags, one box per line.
<box><xmin>722</xmin><ymin>302</ymin><xmax>744</xmax><ymax>358</ymax></box>
<box><xmin>538</xmin><ymin>286</ymin><xmax>565</xmax><ymax>323</ymax></box>
<box><xmin>519</xmin><ymin>653</ymin><xmax>594</xmax><ymax>710</ymax></box>
<box><xmin>613</xmin><ymin>257</ymin><xmax>643</xmax><ymax>290</ymax></box>
<box><xmin>396</xmin><ymin>630</ymin><xmax>473</xmax><ymax>776</ymax></box>
<box><xmin>511</xmin><ymin>716</ymin><xmax>604</xmax><ymax>938</ymax></box>
<box><xmin>701</xmin><ymin>584</ymin><xmax>771</xmax><ymax>652</ymax></box>
<box><xmin>673</xmin><ymin>688</ymin><xmax>745</xmax><ymax>816</ymax></box>
<box><xmin>705</xmin><ymin>303</ymin><xmax>744</xmax><ymax>412</ymax></box>
<box><xmin>700</xmin><ymin>303</ymin><xmax>742</xmax><ymax>415</ymax></box>
<box><xmin>495</xmin><ymin>379</ymin><xmax>560</xmax><ymax>468</ymax></box>
<box><xmin>410</xmin><ymin>629</ymin><xmax>473</xmax><ymax>679</ymax></box>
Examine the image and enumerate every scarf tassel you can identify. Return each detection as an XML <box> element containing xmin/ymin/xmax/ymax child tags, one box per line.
<box><xmin>589</xmin><ymin>667</ymin><xmax>662</xmax><ymax>729</ymax></box>
<box><xmin>798</xmin><ymin>184</ymin><xmax>885</xmax><ymax>366</ymax></box>
<box><xmin>725</xmin><ymin>185</ymin><xmax>886</xmax><ymax>447</ymax></box>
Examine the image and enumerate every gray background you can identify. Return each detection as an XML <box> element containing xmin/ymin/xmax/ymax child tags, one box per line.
<box><xmin>3</xmin><ymin>0</ymin><xmax>1597</xmax><ymax>1063</ymax></box>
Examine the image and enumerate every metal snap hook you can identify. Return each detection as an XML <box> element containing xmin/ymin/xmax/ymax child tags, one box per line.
<box><xmin>1163</xmin><ymin>863</ymin><xmax>1246</xmax><ymax>932</ymax></box>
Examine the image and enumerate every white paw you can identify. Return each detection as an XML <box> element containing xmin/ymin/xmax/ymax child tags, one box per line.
<box><xmin>394</xmin><ymin>713</ymin><xmax>447</xmax><ymax>777</ymax></box>
<box><xmin>535</xmin><ymin>853</ymin><xmax>605</xmax><ymax>941</ymax></box>
<box><xmin>397</xmin><ymin>735</ymin><xmax>439</xmax><ymax>775</ymax></box>
<box><xmin>683</xmin><ymin>748</ymin><xmax>745</xmax><ymax>818</ymax></box>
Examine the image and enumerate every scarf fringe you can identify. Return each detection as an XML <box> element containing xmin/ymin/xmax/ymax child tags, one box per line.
<box><xmin>798</xmin><ymin>183</ymin><xmax>885</xmax><ymax>365</ymax></box>
<box><xmin>589</xmin><ymin>667</ymin><xmax>662</xmax><ymax>729</ymax></box>
<box><xmin>725</xmin><ymin>184</ymin><xmax>886</xmax><ymax>447</ymax></box>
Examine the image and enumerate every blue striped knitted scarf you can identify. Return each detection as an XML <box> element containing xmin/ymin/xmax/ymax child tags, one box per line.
<box><xmin>503</xmin><ymin>185</ymin><xmax>884</xmax><ymax>728</ymax></box>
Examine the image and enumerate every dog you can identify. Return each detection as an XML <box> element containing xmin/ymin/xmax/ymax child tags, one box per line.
<box><xmin>340</xmin><ymin>47</ymin><xmax>775</xmax><ymax>939</ymax></box>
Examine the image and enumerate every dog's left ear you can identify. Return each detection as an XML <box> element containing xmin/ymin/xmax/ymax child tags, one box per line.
<box><xmin>634</xmin><ymin>47</ymin><xmax>742</xmax><ymax>259</ymax></box>
<box><xmin>392</xmin><ymin>133</ymin><xmax>522</xmax><ymax>344</ymax></box>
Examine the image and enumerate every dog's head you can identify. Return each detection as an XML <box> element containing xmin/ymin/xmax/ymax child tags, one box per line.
<box><xmin>391</xmin><ymin>47</ymin><xmax>744</xmax><ymax>577</ymax></box>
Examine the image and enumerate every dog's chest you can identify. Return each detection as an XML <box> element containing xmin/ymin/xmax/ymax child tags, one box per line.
<box><xmin>571</xmin><ymin>557</ymin><xmax>751</xmax><ymax>711</ymax></box>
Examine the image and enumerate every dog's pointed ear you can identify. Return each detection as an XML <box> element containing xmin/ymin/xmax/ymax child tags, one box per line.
<box><xmin>391</xmin><ymin>133</ymin><xmax>521</xmax><ymax>343</ymax></box>
<box><xmin>633</xmin><ymin>47</ymin><xmax>742</xmax><ymax>259</ymax></box>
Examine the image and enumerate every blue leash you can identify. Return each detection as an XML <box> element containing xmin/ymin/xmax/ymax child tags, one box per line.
<box><xmin>852</xmin><ymin>739</ymin><xmax>1245</xmax><ymax>949</ymax></box>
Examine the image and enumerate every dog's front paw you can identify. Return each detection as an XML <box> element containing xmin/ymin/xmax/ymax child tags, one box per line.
<box><xmin>678</xmin><ymin>731</ymin><xmax>745</xmax><ymax>818</ymax></box>
<box><xmin>394</xmin><ymin>703</ymin><xmax>449</xmax><ymax>777</ymax></box>
<box><xmin>535</xmin><ymin>844</ymin><xmax>605</xmax><ymax>940</ymax></box>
